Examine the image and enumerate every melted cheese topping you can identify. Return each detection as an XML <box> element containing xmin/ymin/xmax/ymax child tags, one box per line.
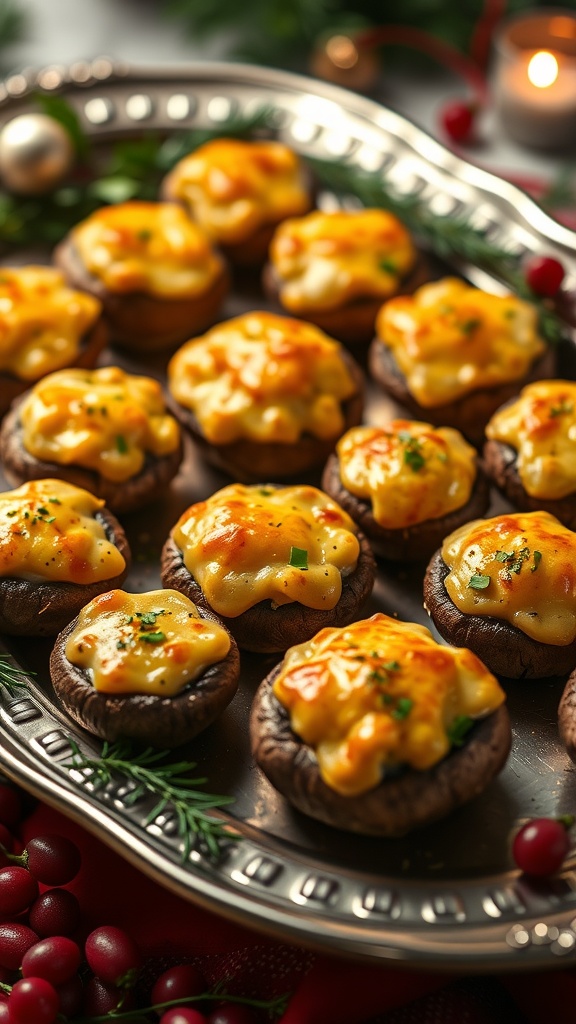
<box><xmin>442</xmin><ymin>511</ymin><xmax>576</xmax><ymax>645</ymax></box>
<box><xmin>486</xmin><ymin>380</ymin><xmax>576</xmax><ymax>499</ymax></box>
<box><xmin>273</xmin><ymin>612</ymin><xmax>504</xmax><ymax>795</ymax></box>
<box><xmin>269</xmin><ymin>209</ymin><xmax>416</xmax><ymax>313</ymax></box>
<box><xmin>172</xmin><ymin>483</ymin><xmax>360</xmax><ymax>618</ymax></box>
<box><xmin>165</xmin><ymin>138</ymin><xmax>311</xmax><ymax>245</ymax></box>
<box><xmin>168</xmin><ymin>311</ymin><xmax>357</xmax><ymax>445</ymax></box>
<box><xmin>0</xmin><ymin>479</ymin><xmax>126</xmax><ymax>584</ymax></box>
<box><xmin>375</xmin><ymin>277</ymin><xmax>546</xmax><ymax>407</ymax></box>
<box><xmin>65</xmin><ymin>589</ymin><xmax>230</xmax><ymax>696</ymax></box>
<box><xmin>71</xmin><ymin>201</ymin><xmax>224</xmax><ymax>297</ymax></box>
<box><xmin>0</xmin><ymin>266</ymin><xmax>101</xmax><ymax>382</ymax></box>
<box><xmin>337</xmin><ymin>420</ymin><xmax>477</xmax><ymax>529</ymax></box>
<box><xmin>19</xmin><ymin>367</ymin><xmax>180</xmax><ymax>483</ymax></box>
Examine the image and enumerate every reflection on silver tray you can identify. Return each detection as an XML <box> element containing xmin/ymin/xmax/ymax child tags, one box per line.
<box><xmin>2</xmin><ymin>61</ymin><xmax>576</xmax><ymax>969</ymax></box>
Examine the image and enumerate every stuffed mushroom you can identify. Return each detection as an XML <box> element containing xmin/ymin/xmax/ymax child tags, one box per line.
<box><xmin>322</xmin><ymin>419</ymin><xmax>490</xmax><ymax>561</ymax></box>
<box><xmin>161</xmin><ymin>482</ymin><xmax>376</xmax><ymax>653</ymax></box>
<box><xmin>0</xmin><ymin>479</ymin><xmax>130</xmax><ymax>636</ymax></box>
<box><xmin>53</xmin><ymin>201</ymin><xmax>229</xmax><ymax>351</ymax></box>
<box><xmin>424</xmin><ymin>510</ymin><xmax>576</xmax><ymax>679</ymax></box>
<box><xmin>166</xmin><ymin>311</ymin><xmax>364</xmax><ymax>482</ymax></box>
<box><xmin>0</xmin><ymin>366</ymin><xmax>183</xmax><ymax>515</ymax></box>
<box><xmin>250</xmin><ymin>612</ymin><xmax>511</xmax><ymax>836</ymax></box>
<box><xmin>368</xmin><ymin>278</ymin><xmax>554</xmax><ymax>447</ymax></box>
<box><xmin>50</xmin><ymin>588</ymin><xmax>240</xmax><ymax>747</ymax></box>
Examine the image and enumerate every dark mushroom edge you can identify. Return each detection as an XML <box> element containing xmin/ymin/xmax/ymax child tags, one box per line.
<box><xmin>558</xmin><ymin>670</ymin><xmax>576</xmax><ymax>764</ymax></box>
<box><xmin>321</xmin><ymin>450</ymin><xmax>490</xmax><ymax>563</ymax></box>
<box><xmin>160</xmin><ymin>529</ymin><xmax>377</xmax><ymax>654</ymax></box>
<box><xmin>0</xmin><ymin>397</ymin><xmax>184</xmax><ymax>516</ymax></box>
<box><xmin>165</xmin><ymin>347</ymin><xmax>365</xmax><ymax>483</ymax></box>
<box><xmin>250</xmin><ymin>662</ymin><xmax>512</xmax><ymax>837</ymax></box>
<box><xmin>50</xmin><ymin>604</ymin><xmax>240</xmax><ymax>748</ymax></box>
<box><xmin>367</xmin><ymin>340</ymin><xmax>556</xmax><ymax>448</ymax></box>
<box><xmin>53</xmin><ymin>237</ymin><xmax>230</xmax><ymax>352</ymax></box>
<box><xmin>423</xmin><ymin>550</ymin><xmax>576</xmax><ymax>680</ymax></box>
<box><xmin>0</xmin><ymin>508</ymin><xmax>131</xmax><ymax>637</ymax></box>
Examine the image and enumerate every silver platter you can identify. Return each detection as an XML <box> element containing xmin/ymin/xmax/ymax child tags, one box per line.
<box><xmin>1</xmin><ymin>61</ymin><xmax>576</xmax><ymax>970</ymax></box>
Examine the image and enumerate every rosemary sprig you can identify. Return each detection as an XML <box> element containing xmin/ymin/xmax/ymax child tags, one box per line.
<box><xmin>0</xmin><ymin>653</ymin><xmax>32</xmax><ymax>696</ymax></box>
<box><xmin>308</xmin><ymin>156</ymin><xmax>566</xmax><ymax>345</ymax></box>
<box><xmin>63</xmin><ymin>738</ymin><xmax>237</xmax><ymax>862</ymax></box>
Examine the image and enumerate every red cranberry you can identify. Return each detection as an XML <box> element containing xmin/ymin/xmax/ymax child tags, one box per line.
<box><xmin>524</xmin><ymin>256</ymin><xmax>565</xmax><ymax>297</ymax></box>
<box><xmin>513</xmin><ymin>816</ymin><xmax>572</xmax><ymax>876</ymax></box>
<box><xmin>152</xmin><ymin>964</ymin><xmax>207</xmax><ymax>1005</ymax></box>
<box><xmin>440</xmin><ymin>100</ymin><xmax>475</xmax><ymax>143</ymax></box>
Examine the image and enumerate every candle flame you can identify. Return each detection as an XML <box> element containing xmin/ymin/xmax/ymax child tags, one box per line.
<box><xmin>528</xmin><ymin>51</ymin><xmax>559</xmax><ymax>89</ymax></box>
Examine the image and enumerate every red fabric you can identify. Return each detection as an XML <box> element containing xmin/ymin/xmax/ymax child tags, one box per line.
<box><xmin>15</xmin><ymin>801</ymin><xmax>552</xmax><ymax>1023</ymax></box>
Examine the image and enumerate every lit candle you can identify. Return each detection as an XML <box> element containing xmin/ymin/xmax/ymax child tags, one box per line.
<box><xmin>494</xmin><ymin>11</ymin><xmax>576</xmax><ymax>150</ymax></box>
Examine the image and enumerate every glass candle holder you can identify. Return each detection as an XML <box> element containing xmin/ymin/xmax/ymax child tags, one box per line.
<box><xmin>493</xmin><ymin>8</ymin><xmax>576</xmax><ymax>150</ymax></box>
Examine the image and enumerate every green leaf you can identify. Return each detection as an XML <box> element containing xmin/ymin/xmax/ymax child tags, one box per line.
<box><xmin>35</xmin><ymin>93</ymin><xmax>90</xmax><ymax>159</ymax></box>
<box><xmin>447</xmin><ymin>714</ymin><xmax>474</xmax><ymax>747</ymax></box>
<box><xmin>139</xmin><ymin>631</ymin><xmax>166</xmax><ymax>644</ymax></box>
<box><xmin>289</xmin><ymin>546</ymin><xmax>308</xmax><ymax>570</ymax></box>
<box><xmin>88</xmin><ymin>176</ymin><xmax>142</xmax><ymax>205</ymax></box>
<box><xmin>392</xmin><ymin>697</ymin><xmax>413</xmax><ymax>720</ymax></box>
<box><xmin>468</xmin><ymin>573</ymin><xmax>491</xmax><ymax>590</ymax></box>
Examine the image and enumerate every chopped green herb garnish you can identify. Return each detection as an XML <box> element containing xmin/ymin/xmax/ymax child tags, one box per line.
<box><xmin>379</xmin><ymin>257</ymin><xmax>397</xmax><ymax>274</ymax></box>
<box><xmin>461</xmin><ymin>317</ymin><xmax>481</xmax><ymax>335</ymax></box>
<box><xmin>258</xmin><ymin>488</ymin><xmax>273</xmax><ymax>496</ymax></box>
<box><xmin>392</xmin><ymin>698</ymin><xmax>413</xmax><ymax>720</ymax></box>
<box><xmin>531</xmin><ymin>550</ymin><xmax>542</xmax><ymax>572</ymax></box>
<box><xmin>289</xmin><ymin>546</ymin><xmax>308</xmax><ymax>570</ymax></box>
<box><xmin>447</xmin><ymin>714</ymin><xmax>474</xmax><ymax>747</ymax></box>
<box><xmin>139</xmin><ymin>631</ymin><xmax>166</xmax><ymax>644</ymax></box>
<box><xmin>399</xmin><ymin>433</ymin><xmax>426</xmax><ymax>473</ymax></box>
<box><xmin>116</xmin><ymin>640</ymin><xmax>127</xmax><ymax>650</ymax></box>
<box><xmin>124</xmin><ymin>615</ymin><xmax>133</xmax><ymax>625</ymax></box>
<box><xmin>137</xmin><ymin>228</ymin><xmax>152</xmax><ymax>242</ymax></box>
<box><xmin>550</xmin><ymin>400</ymin><xmax>574</xmax><ymax>418</ymax></box>
<box><xmin>137</xmin><ymin>610</ymin><xmax>165</xmax><ymax>627</ymax></box>
<box><xmin>469</xmin><ymin>573</ymin><xmax>491</xmax><ymax>590</ymax></box>
<box><xmin>383</xmin><ymin>660</ymin><xmax>401</xmax><ymax>672</ymax></box>
<box><xmin>494</xmin><ymin>550</ymin><xmax>514</xmax><ymax>562</ymax></box>
<box><xmin>5</xmin><ymin>511</ymin><xmax>16</xmax><ymax>518</ymax></box>
<box><xmin>44</xmin><ymin>516</ymin><xmax>56</xmax><ymax>524</ymax></box>
<box><xmin>48</xmin><ymin>497</ymin><xmax>61</xmax><ymax>504</ymax></box>
<box><xmin>115</xmin><ymin>434</ymin><xmax>128</xmax><ymax>454</ymax></box>
<box><xmin>37</xmin><ymin>506</ymin><xmax>49</xmax><ymax>515</ymax></box>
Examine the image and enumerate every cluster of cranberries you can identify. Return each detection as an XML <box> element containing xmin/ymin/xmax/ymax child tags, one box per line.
<box><xmin>0</xmin><ymin>782</ymin><xmax>263</xmax><ymax>1024</ymax></box>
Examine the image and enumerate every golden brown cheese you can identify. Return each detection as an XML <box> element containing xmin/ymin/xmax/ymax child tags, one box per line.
<box><xmin>0</xmin><ymin>266</ymin><xmax>101</xmax><ymax>382</ymax></box>
<box><xmin>164</xmin><ymin>138</ymin><xmax>310</xmax><ymax>245</ymax></box>
<box><xmin>65</xmin><ymin>589</ymin><xmax>230</xmax><ymax>696</ymax></box>
<box><xmin>273</xmin><ymin>612</ymin><xmax>504</xmax><ymax>795</ymax></box>
<box><xmin>337</xmin><ymin>420</ymin><xmax>477</xmax><ymax>529</ymax></box>
<box><xmin>168</xmin><ymin>311</ymin><xmax>356</xmax><ymax>445</ymax></box>
<box><xmin>71</xmin><ymin>201</ymin><xmax>224</xmax><ymax>297</ymax></box>
<box><xmin>442</xmin><ymin>511</ymin><xmax>576</xmax><ymax>645</ymax></box>
<box><xmin>0</xmin><ymin>479</ymin><xmax>126</xmax><ymax>584</ymax></box>
<box><xmin>375</xmin><ymin>278</ymin><xmax>546</xmax><ymax>407</ymax></box>
<box><xmin>19</xmin><ymin>366</ymin><xmax>180</xmax><ymax>483</ymax></box>
<box><xmin>269</xmin><ymin>209</ymin><xmax>416</xmax><ymax>313</ymax></box>
<box><xmin>486</xmin><ymin>380</ymin><xmax>576</xmax><ymax>499</ymax></box>
<box><xmin>172</xmin><ymin>483</ymin><xmax>360</xmax><ymax>618</ymax></box>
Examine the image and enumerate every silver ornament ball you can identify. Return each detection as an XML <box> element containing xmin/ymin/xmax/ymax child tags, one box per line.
<box><xmin>0</xmin><ymin>112</ymin><xmax>75</xmax><ymax>195</ymax></box>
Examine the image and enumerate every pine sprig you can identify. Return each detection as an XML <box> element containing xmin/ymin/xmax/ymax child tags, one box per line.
<box><xmin>64</xmin><ymin>739</ymin><xmax>237</xmax><ymax>862</ymax></box>
<box><xmin>0</xmin><ymin>653</ymin><xmax>32</xmax><ymax>696</ymax></box>
<box><xmin>308</xmin><ymin>156</ymin><xmax>567</xmax><ymax>345</ymax></box>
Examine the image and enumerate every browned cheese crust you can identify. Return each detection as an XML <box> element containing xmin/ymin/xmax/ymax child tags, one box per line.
<box><xmin>0</xmin><ymin>398</ymin><xmax>184</xmax><ymax>516</ymax></box>
<box><xmin>0</xmin><ymin>508</ymin><xmax>131</xmax><ymax>637</ymax></box>
<box><xmin>160</xmin><ymin>531</ymin><xmax>376</xmax><ymax>653</ymax></box>
<box><xmin>0</xmin><ymin>318</ymin><xmax>108</xmax><ymax>419</ymax></box>
<box><xmin>250</xmin><ymin>663</ymin><xmax>511</xmax><ymax>836</ymax></box>
<box><xmin>53</xmin><ymin>237</ymin><xmax>230</xmax><ymax>352</ymax></box>
<box><xmin>166</xmin><ymin>349</ymin><xmax>365</xmax><ymax>483</ymax></box>
<box><xmin>483</xmin><ymin>436</ymin><xmax>576</xmax><ymax>530</ymax></box>
<box><xmin>50</xmin><ymin>605</ymin><xmax>240</xmax><ymax>747</ymax></box>
<box><xmin>262</xmin><ymin>257</ymin><xmax>431</xmax><ymax>349</ymax></box>
<box><xmin>423</xmin><ymin>550</ymin><xmax>576</xmax><ymax>679</ymax></box>
<box><xmin>367</xmin><ymin>340</ymin><xmax>556</xmax><ymax>448</ymax></box>
<box><xmin>321</xmin><ymin>451</ymin><xmax>490</xmax><ymax>562</ymax></box>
